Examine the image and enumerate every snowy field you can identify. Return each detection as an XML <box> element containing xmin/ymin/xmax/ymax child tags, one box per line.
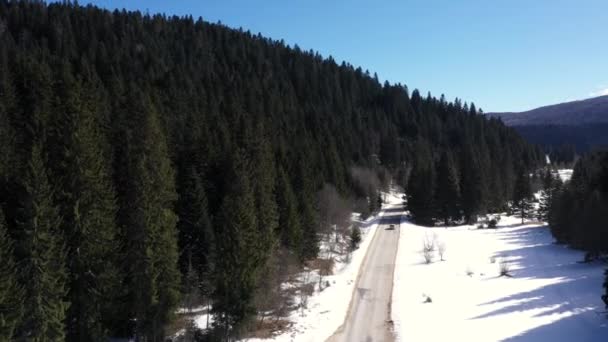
<box><xmin>392</xmin><ymin>216</ymin><xmax>608</xmax><ymax>341</ymax></box>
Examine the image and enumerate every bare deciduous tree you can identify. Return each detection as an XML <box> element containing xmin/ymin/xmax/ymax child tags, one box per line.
<box><xmin>422</xmin><ymin>233</ymin><xmax>436</xmax><ymax>264</ymax></box>
<box><xmin>499</xmin><ymin>259</ymin><xmax>512</xmax><ymax>277</ymax></box>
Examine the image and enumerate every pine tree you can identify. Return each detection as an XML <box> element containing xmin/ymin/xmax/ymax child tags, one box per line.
<box><xmin>14</xmin><ymin>145</ymin><xmax>69</xmax><ymax>341</ymax></box>
<box><xmin>176</xmin><ymin>165</ymin><xmax>215</xmax><ymax>305</ymax></box>
<box><xmin>537</xmin><ymin>169</ymin><xmax>558</xmax><ymax>221</ymax></box>
<box><xmin>435</xmin><ymin>151</ymin><xmax>461</xmax><ymax>225</ymax></box>
<box><xmin>213</xmin><ymin>150</ymin><xmax>262</xmax><ymax>334</ymax></box>
<box><xmin>114</xmin><ymin>90</ymin><xmax>181</xmax><ymax>340</ymax></box>
<box><xmin>350</xmin><ymin>225</ymin><xmax>362</xmax><ymax>251</ymax></box>
<box><xmin>295</xmin><ymin>159</ymin><xmax>320</xmax><ymax>260</ymax></box>
<box><xmin>407</xmin><ymin>142</ymin><xmax>436</xmax><ymax>226</ymax></box>
<box><xmin>250</xmin><ymin>124</ymin><xmax>279</xmax><ymax>265</ymax></box>
<box><xmin>0</xmin><ymin>210</ymin><xmax>23</xmax><ymax>341</ymax></box>
<box><xmin>47</xmin><ymin>73</ymin><xmax>120</xmax><ymax>341</ymax></box>
<box><xmin>513</xmin><ymin>168</ymin><xmax>534</xmax><ymax>224</ymax></box>
<box><xmin>276</xmin><ymin>166</ymin><xmax>303</xmax><ymax>252</ymax></box>
<box><xmin>549</xmin><ymin>183</ymin><xmax>575</xmax><ymax>244</ymax></box>
<box><xmin>460</xmin><ymin>144</ymin><xmax>488</xmax><ymax>223</ymax></box>
<box><xmin>577</xmin><ymin>191</ymin><xmax>608</xmax><ymax>258</ymax></box>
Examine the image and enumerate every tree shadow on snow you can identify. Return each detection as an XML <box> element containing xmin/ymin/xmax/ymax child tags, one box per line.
<box><xmin>466</xmin><ymin>224</ymin><xmax>608</xmax><ymax>341</ymax></box>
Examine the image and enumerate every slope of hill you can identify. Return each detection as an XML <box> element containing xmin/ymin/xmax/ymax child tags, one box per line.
<box><xmin>489</xmin><ymin>96</ymin><xmax>608</xmax><ymax>126</ymax></box>
<box><xmin>488</xmin><ymin>96</ymin><xmax>608</xmax><ymax>157</ymax></box>
<box><xmin>0</xmin><ymin>1</ymin><xmax>542</xmax><ymax>340</ymax></box>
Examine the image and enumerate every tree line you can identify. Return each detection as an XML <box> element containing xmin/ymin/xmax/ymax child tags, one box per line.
<box><xmin>0</xmin><ymin>1</ymin><xmax>543</xmax><ymax>340</ymax></box>
<box><xmin>545</xmin><ymin>152</ymin><xmax>608</xmax><ymax>310</ymax></box>
<box><xmin>405</xmin><ymin>141</ymin><xmax>542</xmax><ymax>226</ymax></box>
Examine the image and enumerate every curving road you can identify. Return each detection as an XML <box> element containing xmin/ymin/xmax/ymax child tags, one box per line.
<box><xmin>327</xmin><ymin>206</ymin><xmax>403</xmax><ymax>342</ymax></box>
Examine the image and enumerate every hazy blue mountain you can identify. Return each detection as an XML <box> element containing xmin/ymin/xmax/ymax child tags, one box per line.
<box><xmin>488</xmin><ymin>95</ymin><xmax>608</xmax><ymax>126</ymax></box>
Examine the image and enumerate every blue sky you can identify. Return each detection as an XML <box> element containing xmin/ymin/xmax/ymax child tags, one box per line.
<box><xmin>80</xmin><ymin>0</ymin><xmax>607</xmax><ymax>112</ymax></box>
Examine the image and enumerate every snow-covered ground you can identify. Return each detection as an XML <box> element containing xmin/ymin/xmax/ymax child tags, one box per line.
<box><xmin>246</xmin><ymin>191</ymin><xmax>403</xmax><ymax>342</ymax></box>
<box><xmin>557</xmin><ymin>169</ymin><xmax>573</xmax><ymax>183</ymax></box>
<box><xmin>392</xmin><ymin>216</ymin><xmax>608</xmax><ymax>341</ymax></box>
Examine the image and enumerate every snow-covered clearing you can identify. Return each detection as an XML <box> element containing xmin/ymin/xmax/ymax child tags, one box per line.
<box><xmin>392</xmin><ymin>216</ymin><xmax>608</xmax><ymax>341</ymax></box>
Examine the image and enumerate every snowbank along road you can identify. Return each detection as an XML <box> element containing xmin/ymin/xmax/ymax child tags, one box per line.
<box><xmin>328</xmin><ymin>205</ymin><xmax>403</xmax><ymax>342</ymax></box>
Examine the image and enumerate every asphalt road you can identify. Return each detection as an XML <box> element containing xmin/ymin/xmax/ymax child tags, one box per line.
<box><xmin>327</xmin><ymin>206</ymin><xmax>403</xmax><ymax>342</ymax></box>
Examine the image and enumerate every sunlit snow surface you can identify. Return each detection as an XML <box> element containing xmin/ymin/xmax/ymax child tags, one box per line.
<box><xmin>556</xmin><ymin>169</ymin><xmax>573</xmax><ymax>183</ymax></box>
<box><xmin>248</xmin><ymin>191</ymin><xmax>405</xmax><ymax>342</ymax></box>
<box><xmin>392</xmin><ymin>216</ymin><xmax>608</xmax><ymax>342</ymax></box>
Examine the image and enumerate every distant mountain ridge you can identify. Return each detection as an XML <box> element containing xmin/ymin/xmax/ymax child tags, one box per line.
<box><xmin>488</xmin><ymin>95</ymin><xmax>608</xmax><ymax>126</ymax></box>
<box><xmin>487</xmin><ymin>96</ymin><xmax>608</xmax><ymax>157</ymax></box>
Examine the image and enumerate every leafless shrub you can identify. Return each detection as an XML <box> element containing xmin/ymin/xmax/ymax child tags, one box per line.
<box><xmin>298</xmin><ymin>270</ymin><xmax>314</xmax><ymax>317</ymax></box>
<box><xmin>437</xmin><ymin>240</ymin><xmax>446</xmax><ymax>261</ymax></box>
<box><xmin>422</xmin><ymin>233</ymin><xmax>436</xmax><ymax>264</ymax></box>
<box><xmin>499</xmin><ymin>259</ymin><xmax>512</xmax><ymax>277</ymax></box>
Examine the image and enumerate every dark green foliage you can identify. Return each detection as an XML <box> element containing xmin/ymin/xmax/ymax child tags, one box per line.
<box><xmin>0</xmin><ymin>210</ymin><xmax>22</xmax><ymax>341</ymax></box>
<box><xmin>113</xmin><ymin>91</ymin><xmax>181</xmax><ymax>340</ymax></box>
<box><xmin>435</xmin><ymin>151</ymin><xmax>460</xmax><ymax>225</ymax></box>
<box><xmin>213</xmin><ymin>151</ymin><xmax>261</xmax><ymax>332</ymax></box>
<box><xmin>276</xmin><ymin>166</ymin><xmax>303</xmax><ymax>252</ymax></box>
<box><xmin>537</xmin><ymin>169</ymin><xmax>560</xmax><ymax>221</ymax></box>
<box><xmin>14</xmin><ymin>145</ymin><xmax>69</xmax><ymax>342</ymax></box>
<box><xmin>350</xmin><ymin>225</ymin><xmax>362</xmax><ymax>251</ymax></box>
<box><xmin>547</xmin><ymin>152</ymin><xmax>608</xmax><ymax>307</ymax></box>
<box><xmin>460</xmin><ymin>143</ymin><xmax>489</xmax><ymax>224</ymax></box>
<box><xmin>513</xmin><ymin>168</ymin><xmax>534</xmax><ymax>224</ymax></box>
<box><xmin>176</xmin><ymin>166</ymin><xmax>215</xmax><ymax>299</ymax></box>
<box><xmin>47</xmin><ymin>72</ymin><xmax>120</xmax><ymax>341</ymax></box>
<box><xmin>0</xmin><ymin>1</ymin><xmax>543</xmax><ymax>337</ymax></box>
<box><xmin>249</xmin><ymin>125</ymin><xmax>279</xmax><ymax>265</ymax></box>
<box><xmin>407</xmin><ymin>142</ymin><xmax>436</xmax><ymax>226</ymax></box>
<box><xmin>549</xmin><ymin>152</ymin><xmax>608</xmax><ymax>253</ymax></box>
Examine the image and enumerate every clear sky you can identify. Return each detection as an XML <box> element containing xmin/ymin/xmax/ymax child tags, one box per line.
<box><xmin>77</xmin><ymin>0</ymin><xmax>607</xmax><ymax>112</ymax></box>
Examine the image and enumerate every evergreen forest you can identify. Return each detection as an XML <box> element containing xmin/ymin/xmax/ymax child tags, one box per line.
<box><xmin>0</xmin><ymin>1</ymin><xmax>546</xmax><ymax>340</ymax></box>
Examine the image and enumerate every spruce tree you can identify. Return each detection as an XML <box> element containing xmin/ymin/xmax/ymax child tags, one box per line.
<box><xmin>0</xmin><ymin>210</ymin><xmax>23</xmax><ymax>341</ymax></box>
<box><xmin>460</xmin><ymin>143</ymin><xmax>488</xmax><ymax>223</ymax></box>
<box><xmin>114</xmin><ymin>90</ymin><xmax>181</xmax><ymax>340</ymax></box>
<box><xmin>14</xmin><ymin>145</ymin><xmax>69</xmax><ymax>341</ymax></box>
<box><xmin>276</xmin><ymin>166</ymin><xmax>303</xmax><ymax>252</ymax></box>
<box><xmin>435</xmin><ymin>151</ymin><xmax>461</xmax><ymax>225</ymax></box>
<box><xmin>176</xmin><ymin>166</ymin><xmax>215</xmax><ymax>303</ymax></box>
<box><xmin>250</xmin><ymin>124</ymin><xmax>279</xmax><ymax>265</ymax></box>
<box><xmin>537</xmin><ymin>169</ymin><xmax>558</xmax><ymax>221</ymax></box>
<box><xmin>213</xmin><ymin>150</ymin><xmax>262</xmax><ymax>334</ymax></box>
<box><xmin>47</xmin><ymin>73</ymin><xmax>120</xmax><ymax>341</ymax></box>
<box><xmin>407</xmin><ymin>142</ymin><xmax>436</xmax><ymax>226</ymax></box>
<box><xmin>513</xmin><ymin>168</ymin><xmax>534</xmax><ymax>224</ymax></box>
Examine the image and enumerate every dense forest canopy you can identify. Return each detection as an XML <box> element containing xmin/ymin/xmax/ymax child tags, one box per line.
<box><xmin>0</xmin><ymin>1</ymin><xmax>543</xmax><ymax>340</ymax></box>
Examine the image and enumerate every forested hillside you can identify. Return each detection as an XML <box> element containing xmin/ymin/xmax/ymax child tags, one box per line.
<box><xmin>0</xmin><ymin>1</ymin><xmax>542</xmax><ymax>340</ymax></box>
<box><xmin>489</xmin><ymin>96</ymin><xmax>608</xmax><ymax>159</ymax></box>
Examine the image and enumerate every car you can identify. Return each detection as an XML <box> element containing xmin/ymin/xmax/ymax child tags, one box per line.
<box><xmin>387</xmin><ymin>224</ymin><xmax>395</xmax><ymax>230</ymax></box>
